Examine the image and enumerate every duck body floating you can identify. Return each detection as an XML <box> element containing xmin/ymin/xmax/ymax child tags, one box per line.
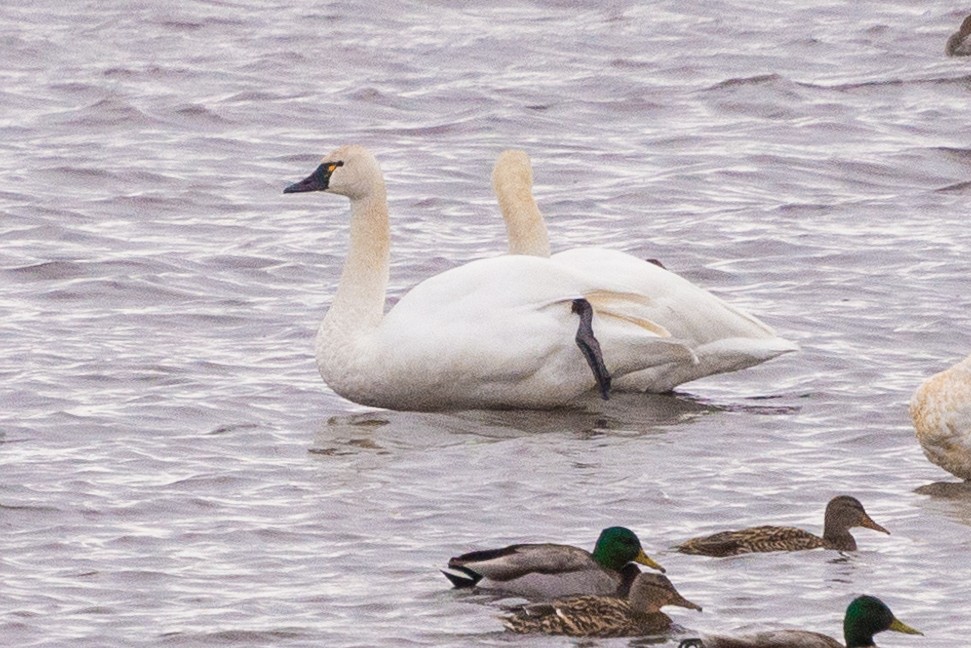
<box><xmin>442</xmin><ymin>526</ymin><xmax>663</xmax><ymax>599</ymax></box>
<box><xmin>676</xmin><ymin>496</ymin><xmax>889</xmax><ymax>557</ymax></box>
<box><xmin>502</xmin><ymin>572</ymin><xmax>702</xmax><ymax>637</ymax></box>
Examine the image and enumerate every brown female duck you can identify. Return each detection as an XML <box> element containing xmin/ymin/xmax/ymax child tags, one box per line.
<box><xmin>676</xmin><ymin>496</ymin><xmax>888</xmax><ymax>557</ymax></box>
<box><xmin>502</xmin><ymin>572</ymin><xmax>702</xmax><ymax>637</ymax></box>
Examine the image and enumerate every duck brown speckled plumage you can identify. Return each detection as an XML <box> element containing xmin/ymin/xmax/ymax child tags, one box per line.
<box><xmin>501</xmin><ymin>572</ymin><xmax>702</xmax><ymax>638</ymax></box>
<box><xmin>676</xmin><ymin>496</ymin><xmax>889</xmax><ymax>557</ymax></box>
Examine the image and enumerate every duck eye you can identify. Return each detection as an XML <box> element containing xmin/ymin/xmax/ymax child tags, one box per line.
<box><xmin>327</xmin><ymin>161</ymin><xmax>344</xmax><ymax>174</ymax></box>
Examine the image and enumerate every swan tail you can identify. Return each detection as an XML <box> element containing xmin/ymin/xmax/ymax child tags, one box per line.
<box><xmin>696</xmin><ymin>336</ymin><xmax>800</xmax><ymax>368</ymax></box>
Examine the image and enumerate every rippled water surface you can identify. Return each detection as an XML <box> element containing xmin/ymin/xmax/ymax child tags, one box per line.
<box><xmin>2</xmin><ymin>1</ymin><xmax>971</xmax><ymax>646</ymax></box>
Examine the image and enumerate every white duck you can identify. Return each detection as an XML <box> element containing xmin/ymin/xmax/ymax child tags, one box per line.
<box><xmin>910</xmin><ymin>352</ymin><xmax>971</xmax><ymax>480</ymax></box>
<box><xmin>491</xmin><ymin>149</ymin><xmax>797</xmax><ymax>392</ymax></box>
<box><xmin>283</xmin><ymin>145</ymin><xmax>700</xmax><ymax>411</ymax></box>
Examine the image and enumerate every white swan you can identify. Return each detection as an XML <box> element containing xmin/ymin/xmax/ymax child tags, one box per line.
<box><xmin>491</xmin><ymin>149</ymin><xmax>798</xmax><ymax>392</ymax></box>
<box><xmin>283</xmin><ymin>145</ymin><xmax>700</xmax><ymax>411</ymax></box>
<box><xmin>910</xmin><ymin>352</ymin><xmax>971</xmax><ymax>480</ymax></box>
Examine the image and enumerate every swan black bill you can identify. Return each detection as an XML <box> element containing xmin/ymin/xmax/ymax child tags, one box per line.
<box><xmin>571</xmin><ymin>298</ymin><xmax>611</xmax><ymax>400</ymax></box>
<box><xmin>283</xmin><ymin>161</ymin><xmax>343</xmax><ymax>194</ymax></box>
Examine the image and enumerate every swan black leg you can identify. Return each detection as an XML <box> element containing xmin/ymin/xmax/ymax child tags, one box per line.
<box><xmin>571</xmin><ymin>298</ymin><xmax>611</xmax><ymax>400</ymax></box>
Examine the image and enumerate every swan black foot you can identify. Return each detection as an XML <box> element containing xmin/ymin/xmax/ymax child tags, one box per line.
<box><xmin>571</xmin><ymin>298</ymin><xmax>611</xmax><ymax>400</ymax></box>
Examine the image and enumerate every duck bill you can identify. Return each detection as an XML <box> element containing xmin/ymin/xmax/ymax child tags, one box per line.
<box><xmin>671</xmin><ymin>592</ymin><xmax>703</xmax><ymax>612</ymax></box>
<box><xmin>634</xmin><ymin>550</ymin><xmax>665</xmax><ymax>574</ymax></box>
<box><xmin>860</xmin><ymin>514</ymin><xmax>890</xmax><ymax>535</ymax></box>
<box><xmin>889</xmin><ymin>617</ymin><xmax>922</xmax><ymax>635</ymax></box>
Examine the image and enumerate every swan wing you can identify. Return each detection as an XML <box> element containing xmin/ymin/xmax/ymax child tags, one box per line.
<box><xmin>552</xmin><ymin>247</ymin><xmax>797</xmax><ymax>390</ymax></box>
<box><xmin>552</xmin><ymin>247</ymin><xmax>780</xmax><ymax>340</ymax></box>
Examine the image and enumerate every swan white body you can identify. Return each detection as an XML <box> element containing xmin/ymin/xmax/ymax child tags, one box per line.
<box><xmin>284</xmin><ymin>145</ymin><xmax>699</xmax><ymax>411</ymax></box>
<box><xmin>910</xmin><ymin>353</ymin><xmax>971</xmax><ymax>480</ymax></box>
<box><xmin>492</xmin><ymin>149</ymin><xmax>797</xmax><ymax>392</ymax></box>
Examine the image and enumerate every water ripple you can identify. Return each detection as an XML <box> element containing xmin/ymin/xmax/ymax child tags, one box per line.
<box><xmin>1</xmin><ymin>1</ymin><xmax>969</xmax><ymax>647</ymax></box>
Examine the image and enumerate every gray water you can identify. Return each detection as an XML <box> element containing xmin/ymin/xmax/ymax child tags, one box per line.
<box><xmin>2</xmin><ymin>1</ymin><xmax>970</xmax><ymax>646</ymax></box>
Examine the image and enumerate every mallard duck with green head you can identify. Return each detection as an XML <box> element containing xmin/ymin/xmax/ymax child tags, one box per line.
<box><xmin>442</xmin><ymin>526</ymin><xmax>664</xmax><ymax>599</ymax></box>
<box><xmin>502</xmin><ymin>572</ymin><xmax>702</xmax><ymax>637</ymax></box>
<box><xmin>677</xmin><ymin>594</ymin><xmax>921</xmax><ymax>647</ymax></box>
<box><xmin>676</xmin><ymin>496</ymin><xmax>889</xmax><ymax>557</ymax></box>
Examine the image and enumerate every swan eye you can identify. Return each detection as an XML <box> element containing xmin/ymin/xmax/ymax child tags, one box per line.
<box><xmin>312</xmin><ymin>160</ymin><xmax>344</xmax><ymax>186</ymax></box>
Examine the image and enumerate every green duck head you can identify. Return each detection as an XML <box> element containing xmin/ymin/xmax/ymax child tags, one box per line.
<box><xmin>591</xmin><ymin>526</ymin><xmax>665</xmax><ymax>573</ymax></box>
<box><xmin>843</xmin><ymin>595</ymin><xmax>922</xmax><ymax>648</ymax></box>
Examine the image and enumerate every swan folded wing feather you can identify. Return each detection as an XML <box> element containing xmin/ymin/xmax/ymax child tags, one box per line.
<box><xmin>614</xmin><ymin>334</ymin><xmax>801</xmax><ymax>393</ymax></box>
<box><xmin>551</xmin><ymin>247</ymin><xmax>781</xmax><ymax>341</ymax></box>
<box><xmin>552</xmin><ymin>248</ymin><xmax>796</xmax><ymax>391</ymax></box>
<box><xmin>581</xmin><ymin>288</ymin><xmax>702</xmax><ymax>373</ymax></box>
<box><xmin>583</xmin><ymin>290</ymin><xmax>672</xmax><ymax>338</ymax></box>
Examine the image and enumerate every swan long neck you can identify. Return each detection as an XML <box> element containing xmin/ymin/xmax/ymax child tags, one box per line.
<box><xmin>326</xmin><ymin>183</ymin><xmax>390</xmax><ymax>331</ymax></box>
<box><xmin>493</xmin><ymin>156</ymin><xmax>551</xmax><ymax>257</ymax></box>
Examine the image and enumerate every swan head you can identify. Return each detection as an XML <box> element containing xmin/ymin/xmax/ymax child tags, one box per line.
<box><xmin>491</xmin><ymin>149</ymin><xmax>534</xmax><ymax>195</ymax></box>
<box><xmin>491</xmin><ymin>149</ymin><xmax>551</xmax><ymax>257</ymax></box>
<box><xmin>283</xmin><ymin>144</ymin><xmax>383</xmax><ymax>200</ymax></box>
